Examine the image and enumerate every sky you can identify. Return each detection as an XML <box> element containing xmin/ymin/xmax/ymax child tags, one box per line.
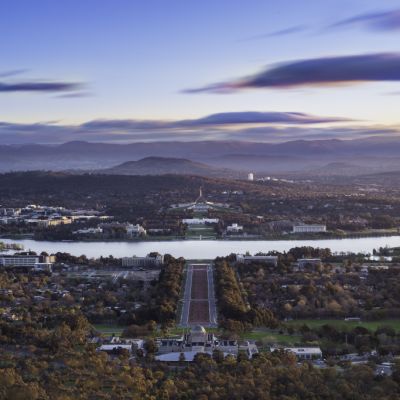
<box><xmin>1</xmin><ymin>0</ymin><xmax>400</xmax><ymax>144</ymax></box>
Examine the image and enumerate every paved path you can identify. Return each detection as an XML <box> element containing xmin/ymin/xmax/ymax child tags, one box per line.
<box><xmin>179</xmin><ymin>263</ymin><xmax>217</xmax><ymax>327</ymax></box>
<box><xmin>207</xmin><ymin>264</ymin><xmax>218</xmax><ymax>326</ymax></box>
<box><xmin>180</xmin><ymin>264</ymin><xmax>193</xmax><ymax>326</ymax></box>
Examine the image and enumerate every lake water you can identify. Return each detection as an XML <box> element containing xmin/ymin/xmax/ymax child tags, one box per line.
<box><xmin>2</xmin><ymin>236</ymin><xmax>400</xmax><ymax>259</ymax></box>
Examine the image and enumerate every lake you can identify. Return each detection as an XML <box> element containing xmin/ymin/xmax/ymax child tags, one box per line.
<box><xmin>2</xmin><ymin>236</ymin><xmax>400</xmax><ymax>259</ymax></box>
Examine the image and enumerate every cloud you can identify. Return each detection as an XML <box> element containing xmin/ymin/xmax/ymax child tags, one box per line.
<box><xmin>56</xmin><ymin>92</ymin><xmax>93</xmax><ymax>99</ymax></box>
<box><xmin>0</xmin><ymin>80</ymin><xmax>83</xmax><ymax>93</ymax></box>
<box><xmin>176</xmin><ymin>112</ymin><xmax>347</xmax><ymax>126</ymax></box>
<box><xmin>0</xmin><ymin>118</ymin><xmax>395</xmax><ymax>145</ymax></box>
<box><xmin>0</xmin><ymin>70</ymin><xmax>85</xmax><ymax>95</ymax></box>
<box><xmin>0</xmin><ymin>69</ymin><xmax>28</xmax><ymax>78</ymax></box>
<box><xmin>331</xmin><ymin>9</ymin><xmax>400</xmax><ymax>32</ymax></box>
<box><xmin>184</xmin><ymin>53</ymin><xmax>400</xmax><ymax>93</ymax></box>
<box><xmin>80</xmin><ymin>111</ymin><xmax>348</xmax><ymax>132</ymax></box>
<box><xmin>240</xmin><ymin>25</ymin><xmax>308</xmax><ymax>41</ymax></box>
<box><xmin>0</xmin><ymin>110</ymin><xmax>381</xmax><ymax>145</ymax></box>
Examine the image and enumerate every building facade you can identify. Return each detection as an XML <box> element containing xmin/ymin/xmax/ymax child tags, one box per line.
<box><xmin>156</xmin><ymin>325</ymin><xmax>258</xmax><ymax>362</ymax></box>
<box><xmin>0</xmin><ymin>254</ymin><xmax>55</xmax><ymax>271</ymax></box>
<box><xmin>292</xmin><ymin>224</ymin><xmax>326</xmax><ymax>233</ymax></box>
<box><xmin>121</xmin><ymin>253</ymin><xmax>164</xmax><ymax>268</ymax></box>
<box><xmin>271</xmin><ymin>347</ymin><xmax>323</xmax><ymax>360</ymax></box>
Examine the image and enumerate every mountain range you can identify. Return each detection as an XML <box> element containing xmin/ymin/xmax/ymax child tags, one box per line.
<box><xmin>1</xmin><ymin>136</ymin><xmax>400</xmax><ymax>177</ymax></box>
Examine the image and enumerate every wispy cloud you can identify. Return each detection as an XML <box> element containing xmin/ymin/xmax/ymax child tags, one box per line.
<box><xmin>0</xmin><ymin>110</ymin><xmax>376</xmax><ymax>145</ymax></box>
<box><xmin>81</xmin><ymin>111</ymin><xmax>348</xmax><ymax>132</ymax></box>
<box><xmin>330</xmin><ymin>9</ymin><xmax>400</xmax><ymax>32</ymax></box>
<box><xmin>0</xmin><ymin>69</ymin><xmax>28</xmax><ymax>78</ymax></box>
<box><xmin>0</xmin><ymin>119</ymin><xmax>395</xmax><ymax>145</ymax></box>
<box><xmin>56</xmin><ymin>92</ymin><xmax>92</xmax><ymax>99</ymax></box>
<box><xmin>240</xmin><ymin>25</ymin><xmax>308</xmax><ymax>41</ymax></box>
<box><xmin>0</xmin><ymin>80</ymin><xmax>83</xmax><ymax>93</ymax></box>
<box><xmin>184</xmin><ymin>53</ymin><xmax>400</xmax><ymax>93</ymax></box>
<box><xmin>0</xmin><ymin>70</ymin><xmax>85</xmax><ymax>95</ymax></box>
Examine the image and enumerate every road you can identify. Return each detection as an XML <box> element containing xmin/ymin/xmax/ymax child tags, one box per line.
<box><xmin>180</xmin><ymin>264</ymin><xmax>193</xmax><ymax>326</ymax></box>
<box><xmin>179</xmin><ymin>263</ymin><xmax>217</xmax><ymax>327</ymax></box>
<box><xmin>207</xmin><ymin>264</ymin><xmax>218</xmax><ymax>326</ymax></box>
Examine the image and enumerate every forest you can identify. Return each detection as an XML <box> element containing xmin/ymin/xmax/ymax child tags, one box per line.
<box><xmin>214</xmin><ymin>258</ymin><xmax>277</xmax><ymax>332</ymax></box>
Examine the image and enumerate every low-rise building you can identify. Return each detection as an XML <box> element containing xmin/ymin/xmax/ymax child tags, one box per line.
<box><xmin>271</xmin><ymin>347</ymin><xmax>323</xmax><ymax>360</ymax></box>
<box><xmin>294</xmin><ymin>258</ymin><xmax>322</xmax><ymax>271</ymax></box>
<box><xmin>0</xmin><ymin>255</ymin><xmax>40</xmax><ymax>267</ymax></box>
<box><xmin>97</xmin><ymin>344</ymin><xmax>134</xmax><ymax>354</ymax></box>
<box><xmin>156</xmin><ymin>325</ymin><xmax>258</xmax><ymax>362</ymax></box>
<box><xmin>122</xmin><ymin>253</ymin><xmax>164</xmax><ymax>268</ymax></box>
<box><xmin>0</xmin><ymin>254</ymin><xmax>55</xmax><ymax>271</ymax></box>
<box><xmin>236</xmin><ymin>254</ymin><xmax>278</xmax><ymax>267</ymax></box>
<box><xmin>182</xmin><ymin>218</ymin><xmax>219</xmax><ymax>225</ymax></box>
<box><xmin>126</xmin><ymin>224</ymin><xmax>147</xmax><ymax>237</ymax></box>
<box><xmin>73</xmin><ymin>227</ymin><xmax>103</xmax><ymax>235</ymax></box>
<box><xmin>226</xmin><ymin>223</ymin><xmax>243</xmax><ymax>233</ymax></box>
<box><xmin>292</xmin><ymin>224</ymin><xmax>326</xmax><ymax>233</ymax></box>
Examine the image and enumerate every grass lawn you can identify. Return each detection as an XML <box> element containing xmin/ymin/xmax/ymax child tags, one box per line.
<box><xmin>92</xmin><ymin>324</ymin><xmax>125</xmax><ymax>336</ymax></box>
<box><xmin>240</xmin><ymin>330</ymin><xmax>301</xmax><ymax>345</ymax></box>
<box><xmin>285</xmin><ymin>318</ymin><xmax>400</xmax><ymax>332</ymax></box>
<box><xmin>185</xmin><ymin>227</ymin><xmax>216</xmax><ymax>239</ymax></box>
<box><xmin>167</xmin><ymin>327</ymin><xmax>301</xmax><ymax>345</ymax></box>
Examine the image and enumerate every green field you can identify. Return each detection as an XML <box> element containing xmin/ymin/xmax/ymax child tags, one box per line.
<box><xmin>285</xmin><ymin>319</ymin><xmax>400</xmax><ymax>332</ymax></box>
<box><xmin>240</xmin><ymin>330</ymin><xmax>301</xmax><ymax>345</ymax></box>
<box><xmin>168</xmin><ymin>326</ymin><xmax>301</xmax><ymax>345</ymax></box>
<box><xmin>185</xmin><ymin>225</ymin><xmax>216</xmax><ymax>239</ymax></box>
<box><xmin>92</xmin><ymin>324</ymin><xmax>125</xmax><ymax>336</ymax></box>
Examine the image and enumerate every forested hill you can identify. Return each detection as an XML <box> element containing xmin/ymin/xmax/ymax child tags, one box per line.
<box><xmin>99</xmin><ymin>157</ymin><xmax>240</xmax><ymax>178</ymax></box>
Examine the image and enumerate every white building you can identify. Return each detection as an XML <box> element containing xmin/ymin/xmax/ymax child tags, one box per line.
<box><xmin>226</xmin><ymin>223</ymin><xmax>243</xmax><ymax>233</ymax></box>
<box><xmin>126</xmin><ymin>224</ymin><xmax>146</xmax><ymax>237</ymax></box>
<box><xmin>98</xmin><ymin>337</ymin><xmax>145</xmax><ymax>355</ymax></box>
<box><xmin>156</xmin><ymin>325</ymin><xmax>258</xmax><ymax>362</ymax></box>
<box><xmin>0</xmin><ymin>255</ymin><xmax>55</xmax><ymax>271</ymax></box>
<box><xmin>248</xmin><ymin>173</ymin><xmax>254</xmax><ymax>181</ymax></box>
<box><xmin>122</xmin><ymin>253</ymin><xmax>164</xmax><ymax>268</ymax></box>
<box><xmin>271</xmin><ymin>347</ymin><xmax>323</xmax><ymax>360</ymax></box>
<box><xmin>182</xmin><ymin>218</ymin><xmax>219</xmax><ymax>225</ymax></box>
<box><xmin>0</xmin><ymin>255</ymin><xmax>40</xmax><ymax>267</ymax></box>
<box><xmin>72</xmin><ymin>227</ymin><xmax>103</xmax><ymax>235</ymax></box>
<box><xmin>292</xmin><ymin>224</ymin><xmax>326</xmax><ymax>233</ymax></box>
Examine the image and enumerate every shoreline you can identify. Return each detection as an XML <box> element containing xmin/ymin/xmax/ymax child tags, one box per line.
<box><xmin>1</xmin><ymin>231</ymin><xmax>400</xmax><ymax>244</ymax></box>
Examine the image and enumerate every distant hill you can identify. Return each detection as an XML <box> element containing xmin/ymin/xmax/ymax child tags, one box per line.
<box><xmin>304</xmin><ymin>162</ymin><xmax>374</xmax><ymax>177</ymax></box>
<box><xmin>100</xmin><ymin>157</ymin><xmax>242</xmax><ymax>178</ymax></box>
<box><xmin>1</xmin><ymin>136</ymin><xmax>400</xmax><ymax>176</ymax></box>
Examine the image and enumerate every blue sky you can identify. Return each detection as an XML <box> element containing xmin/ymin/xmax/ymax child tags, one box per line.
<box><xmin>1</xmin><ymin>0</ymin><xmax>400</xmax><ymax>143</ymax></box>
